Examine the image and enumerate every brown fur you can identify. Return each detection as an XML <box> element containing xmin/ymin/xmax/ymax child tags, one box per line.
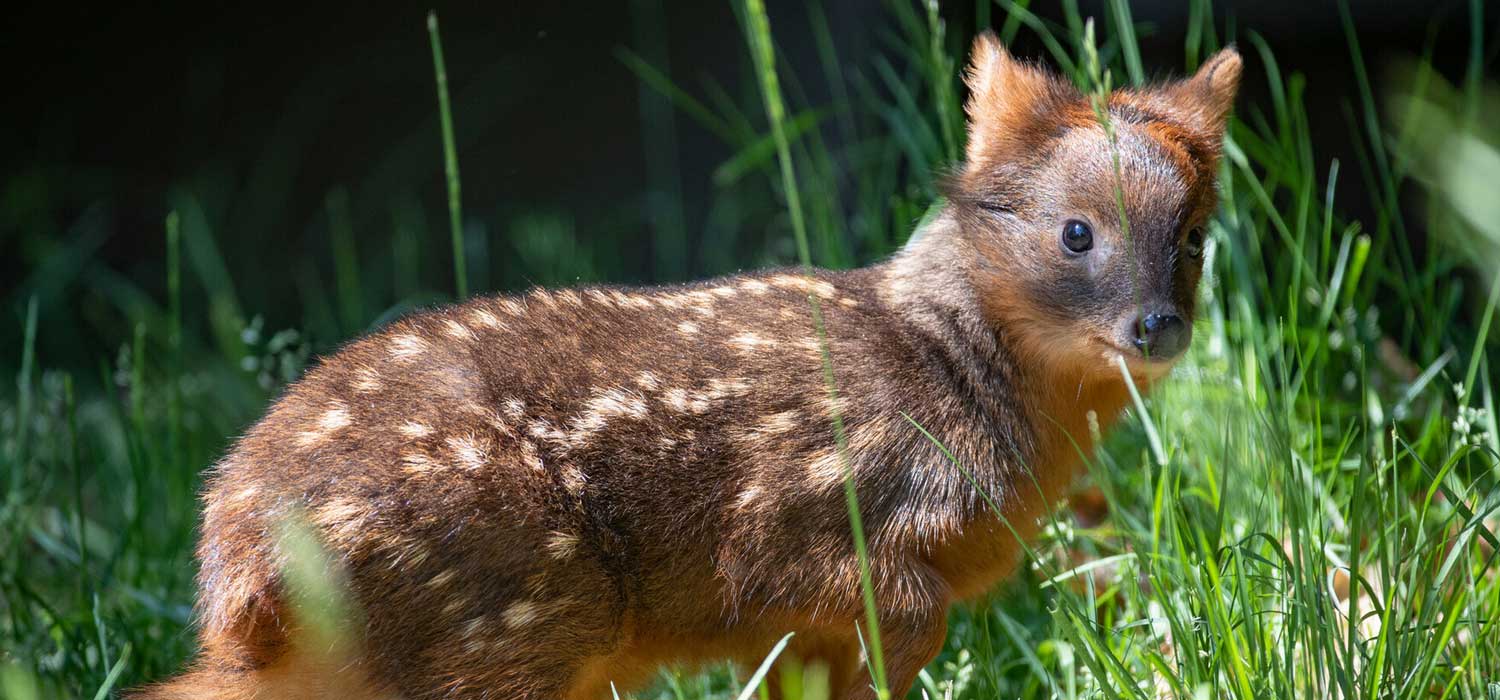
<box><xmin>135</xmin><ymin>35</ymin><xmax>1240</xmax><ymax>700</ymax></box>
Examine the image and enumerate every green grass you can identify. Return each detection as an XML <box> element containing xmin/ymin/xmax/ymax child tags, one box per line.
<box><xmin>4</xmin><ymin>1</ymin><xmax>1500</xmax><ymax>698</ymax></box>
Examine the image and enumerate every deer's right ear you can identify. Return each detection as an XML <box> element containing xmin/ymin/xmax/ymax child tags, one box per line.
<box><xmin>963</xmin><ymin>32</ymin><xmax>1060</xmax><ymax>171</ymax></box>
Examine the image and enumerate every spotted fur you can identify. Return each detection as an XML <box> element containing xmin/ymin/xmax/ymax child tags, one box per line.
<box><xmin>136</xmin><ymin>35</ymin><xmax>1240</xmax><ymax>700</ymax></box>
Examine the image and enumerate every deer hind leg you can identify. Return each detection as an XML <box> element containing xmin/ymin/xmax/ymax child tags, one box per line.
<box><xmin>763</xmin><ymin>630</ymin><xmax>861</xmax><ymax>700</ymax></box>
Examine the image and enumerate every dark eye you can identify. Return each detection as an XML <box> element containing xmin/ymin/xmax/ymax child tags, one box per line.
<box><xmin>1061</xmin><ymin>220</ymin><xmax>1093</xmax><ymax>254</ymax></box>
<box><xmin>1184</xmin><ymin>227</ymin><xmax>1205</xmax><ymax>258</ymax></box>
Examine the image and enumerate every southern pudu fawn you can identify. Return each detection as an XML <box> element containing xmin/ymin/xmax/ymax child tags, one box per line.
<box><xmin>141</xmin><ymin>33</ymin><xmax>1241</xmax><ymax>700</ymax></box>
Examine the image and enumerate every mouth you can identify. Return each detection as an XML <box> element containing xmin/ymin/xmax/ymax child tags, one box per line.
<box><xmin>1093</xmin><ymin>338</ymin><xmax>1180</xmax><ymax>377</ymax></box>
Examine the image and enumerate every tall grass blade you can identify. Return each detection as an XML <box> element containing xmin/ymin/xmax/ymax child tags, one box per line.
<box><xmin>740</xmin><ymin>0</ymin><xmax>888</xmax><ymax>694</ymax></box>
<box><xmin>166</xmin><ymin>211</ymin><xmax>183</xmax><ymax>475</ymax></box>
<box><xmin>734</xmin><ymin>632</ymin><xmax>795</xmax><ymax>700</ymax></box>
<box><xmin>428</xmin><ymin>11</ymin><xmax>467</xmax><ymax>299</ymax></box>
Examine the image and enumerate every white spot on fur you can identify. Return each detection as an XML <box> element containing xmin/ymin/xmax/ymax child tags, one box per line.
<box><xmin>461</xmin><ymin>616</ymin><xmax>490</xmax><ymax>639</ymax></box>
<box><xmin>399</xmin><ymin>421</ymin><xmax>433</xmax><ymax>439</ymax></box>
<box><xmin>503</xmin><ymin>397</ymin><xmax>526</xmax><ymax>419</ymax></box>
<box><xmin>585</xmin><ymin>289</ymin><xmax>616</xmax><ymax>307</ymax></box>
<box><xmin>730</xmin><ymin>332</ymin><xmax>771</xmax><ymax>351</ymax></box>
<box><xmin>388</xmin><ymin>334</ymin><xmax>428</xmax><ymax>359</ymax></box>
<box><xmin>686</xmin><ymin>392</ymin><xmax>711</xmax><ymax>413</ymax></box>
<box><xmin>297</xmin><ymin>404</ymin><xmax>351</xmax><ymax>446</ymax></box>
<box><xmin>655</xmin><ymin>291</ymin><xmax>717</xmax><ymax>316</ymax></box>
<box><xmin>320</xmin><ymin>406</ymin><xmax>351</xmax><ymax>430</ymax></box>
<box><xmin>706</xmin><ymin>377</ymin><xmax>752</xmax><ymax>397</ymax></box>
<box><xmin>312</xmin><ymin>496</ymin><xmax>368</xmax><ymax>544</ymax></box>
<box><xmin>770</xmin><ymin>274</ymin><xmax>837</xmax><ymax>298</ymax></box>
<box><xmin>458</xmin><ymin>403</ymin><xmax>514</xmax><ymax>438</ymax></box>
<box><xmin>740</xmin><ymin>279</ymin><xmax>770</xmax><ymax>294</ymax></box>
<box><xmin>710</xmin><ymin>286</ymin><xmax>738</xmax><ymax>298</ymax></box>
<box><xmin>683</xmin><ymin>291</ymin><xmax>718</xmax><ymax>316</ymax></box>
<box><xmin>443</xmin><ymin>319</ymin><xmax>476</xmax><ymax>341</ymax></box>
<box><xmin>444</xmin><ymin>597</ymin><xmax>469</xmax><ymax>618</ymax></box>
<box><xmin>838</xmin><ymin>296</ymin><xmax>860</xmax><ymax>308</ymax></box>
<box><xmin>735</xmin><ymin>410</ymin><xmax>801</xmax><ymax>452</ymax></box>
<box><xmin>426</xmin><ymin>569</ymin><xmax>457</xmax><ymax>588</ymax></box>
<box><xmin>560</xmin><ymin>466</ymin><xmax>587</xmax><ymax>495</ymax></box>
<box><xmin>569</xmin><ymin>388</ymin><xmax>649</xmax><ymax>442</ymax></box>
<box><xmin>807</xmin><ymin>449</ymin><xmax>848</xmax><ymax>487</ymax></box>
<box><xmin>497</xmin><ymin>298</ymin><xmax>524</xmax><ymax>316</ymax></box>
<box><xmin>501</xmin><ymin>600</ymin><xmax>541</xmax><ymax>628</ymax></box>
<box><xmin>635</xmin><ymin>371</ymin><xmax>661</xmax><ymax>391</ymax></box>
<box><xmin>545</xmin><ymin>531</ymin><xmax>578</xmax><ymax>559</ymax></box>
<box><xmin>312</xmin><ymin>497</ymin><xmax>363</xmax><ymax>527</ymax></box>
<box><xmin>756</xmin><ymin>410</ymin><xmax>800</xmax><ymax>435</ymax></box>
<box><xmin>401</xmin><ymin>452</ymin><xmax>440</xmax><ymax>475</ymax></box>
<box><xmin>570</xmin><ymin>389</ymin><xmax>648</xmax><ymax>428</ymax></box>
<box><xmin>469</xmin><ymin>308</ymin><xmax>504</xmax><ymax>330</ymax></box>
<box><xmin>353</xmin><ymin>367</ymin><xmax>383</xmax><ymax>393</ymax></box>
<box><xmin>394</xmin><ymin>541</ymin><xmax>430</xmax><ymax>570</ymax></box>
<box><xmin>527</xmin><ymin>419</ymin><xmax>565</xmax><ymax>443</ymax></box>
<box><xmin>619</xmin><ymin>294</ymin><xmax>654</xmax><ymax>309</ymax></box>
<box><xmin>662</xmin><ymin>379</ymin><xmax>750</xmax><ymax>414</ymax></box>
<box><xmin>821</xmin><ymin>395</ymin><xmax>851</xmax><ymax>418</ymax></box>
<box><xmin>735</xmin><ymin>486</ymin><xmax>760</xmax><ymax>510</ymax></box>
<box><xmin>677</xmin><ymin>320</ymin><xmax>700</xmax><ymax>335</ymax></box>
<box><xmin>590</xmin><ymin>387</ymin><xmax>649</xmax><ymax>419</ymax></box>
<box><xmin>663</xmin><ymin>388</ymin><xmax>691</xmax><ymax>413</ymax></box>
<box><xmin>446</xmin><ymin>435</ymin><xmax>488</xmax><ymax>470</ymax></box>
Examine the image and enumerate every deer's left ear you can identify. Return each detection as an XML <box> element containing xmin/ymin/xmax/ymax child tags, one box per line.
<box><xmin>1161</xmin><ymin>46</ymin><xmax>1242</xmax><ymax>133</ymax></box>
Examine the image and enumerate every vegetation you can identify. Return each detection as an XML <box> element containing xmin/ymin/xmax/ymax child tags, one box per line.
<box><xmin>3</xmin><ymin>1</ymin><xmax>1498</xmax><ymax>698</ymax></box>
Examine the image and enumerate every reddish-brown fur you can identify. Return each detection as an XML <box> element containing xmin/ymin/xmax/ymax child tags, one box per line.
<box><xmin>136</xmin><ymin>35</ymin><xmax>1240</xmax><ymax>700</ymax></box>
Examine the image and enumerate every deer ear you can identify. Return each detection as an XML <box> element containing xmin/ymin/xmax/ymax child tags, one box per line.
<box><xmin>963</xmin><ymin>32</ymin><xmax>1059</xmax><ymax>168</ymax></box>
<box><xmin>1162</xmin><ymin>46</ymin><xmax>1242</xmax><ymax>133</ymax></box>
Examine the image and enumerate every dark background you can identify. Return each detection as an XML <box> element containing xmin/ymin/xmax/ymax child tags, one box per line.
<box><xmin>2</xmin><ymin>0</ymin><xmax>1488</xmax><ymax>372</ymax></box>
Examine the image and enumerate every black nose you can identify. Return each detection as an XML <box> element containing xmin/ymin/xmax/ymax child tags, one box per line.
<box><xmin>1132</xmin><ymin>313</ymin><xmax>1189</xmax><ymax>360</ymax></box>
